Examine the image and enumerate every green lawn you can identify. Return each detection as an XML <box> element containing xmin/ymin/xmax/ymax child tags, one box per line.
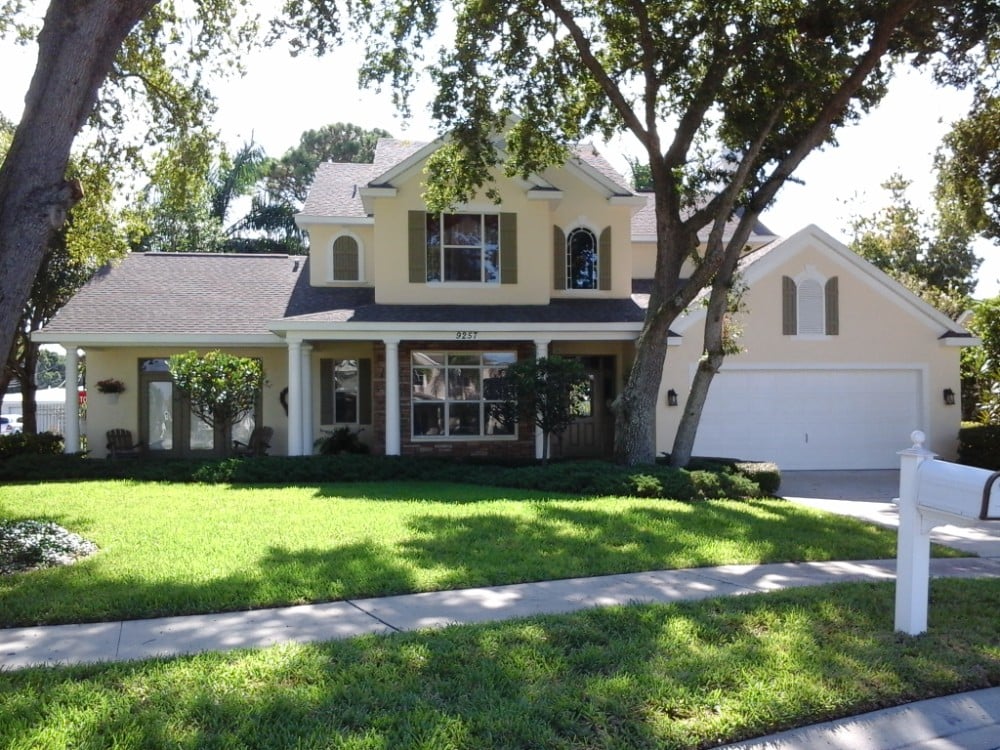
<box><xmin>0</xmin><ymin>479</ymin><xmax>957</xmax><ymax>627</ymax></box>
<box><xmin>2</xmin><ymin>579</ymin><xmax>999</xmax><ymax>749</ymax></box>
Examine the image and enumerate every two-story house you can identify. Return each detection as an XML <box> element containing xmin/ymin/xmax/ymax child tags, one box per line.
<box><xmin>35</xmin><ymin>137</ymin><xmax>976</xmax><ymax>468</ymax></box>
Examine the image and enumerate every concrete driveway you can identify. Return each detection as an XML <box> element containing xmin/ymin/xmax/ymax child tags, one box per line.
<box><xmin>778</xmin><ymin>469</ymin><xmax>1000</xmax><ymax>559</ymax></box>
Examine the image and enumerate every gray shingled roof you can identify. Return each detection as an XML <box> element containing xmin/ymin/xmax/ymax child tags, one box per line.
<box><xmin>37</xmin><ymin>254</ymin><xmax>648</xmax><ymax>341</ymax></box>
<box><xmin>631</xmin><ymin>194</ymin><xmax>776</xmax><ymax>242</ymax></box>
<box><xmin>37</xmin><ymin>253</ymin><xmax>309</xmax><ymax>338</ymax></box>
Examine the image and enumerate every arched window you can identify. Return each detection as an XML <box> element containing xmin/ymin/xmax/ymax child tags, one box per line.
<box><xmin>331</xmin><ymin>235</ymin><xmax>361</xmax><ymax>281</ymax></box>
<box><xmin>567</xmin><ymin>227</ymin><xmax>598</xmax><ymax>289</ymax></box>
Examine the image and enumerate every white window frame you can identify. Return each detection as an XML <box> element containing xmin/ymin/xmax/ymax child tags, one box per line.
<box><xmin>411</xmin><ymin>351</ymin><xmax>517</xmax><ymax>440</ymax></box>
<box><xmin>426</xmin><ymin>213</ymin><xmax>501</xmax><ymax>285</ymax></box>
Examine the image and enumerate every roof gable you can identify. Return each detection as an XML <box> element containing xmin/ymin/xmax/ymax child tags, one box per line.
<box><xmin>672</xmin><ymin>224</ymin><xmax>974</xmax><ymax>339</ymax></box>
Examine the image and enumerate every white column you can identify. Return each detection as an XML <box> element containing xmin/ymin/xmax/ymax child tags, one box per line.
<box><xmin>534</xmin><ymin>339</ymin><xmax>550</xmax><ymax>460</ymax></box>
<box><xmin>384</xmin><ymin>338</ymin><xmax>401</xmax><ymax>456</ymax></box>
<box><xmin>287</xmin><ymin>339</ymin><xmax>303</xmax><ymax>456</ymax></box>
<box><xmin>63</xmin><ymin>345</ymin><xmax>80</xmax><ymax>454</ymax></box>
<box><xmin>894</xmin><ymin>429</ymin><xmax>936</xmax><ymax>635</ymax></box>
<box><xmin>300</xmin><ymin>344</ymin><xmax>313</xmax><ymax>454</ymax></box>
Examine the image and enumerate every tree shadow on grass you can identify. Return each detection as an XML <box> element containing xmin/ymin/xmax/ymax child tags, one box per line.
<box><xmin>3</xmin><ymin>580</ymin><xmax>1000</xmax><ymax>750</ymax></box>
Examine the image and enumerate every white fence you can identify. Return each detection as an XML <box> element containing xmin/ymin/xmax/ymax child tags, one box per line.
<box><xmin>0</xmin><ymin>402</ymin><xmax>66</xmax><ymax>435</ymax></box>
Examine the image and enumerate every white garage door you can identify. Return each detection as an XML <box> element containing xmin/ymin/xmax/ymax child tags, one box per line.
<box><xmin>692</xmin><ymin>368</ymin><xmax>922</xmax><ymax>470</ymax></box>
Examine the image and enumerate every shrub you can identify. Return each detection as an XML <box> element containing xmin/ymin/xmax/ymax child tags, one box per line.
<box><xmin>0</xmin><ymin>453</ymin><xmax>773</xmax><ymax>501</ymax></box>
<box><xmin>958</xmin><ymin>423</ymin><xmax>1000</xmax><ymax>469</ymax></box>
<box><xmin>0</xmin><ymin>431</ymin><xmax>64</xmax><ymax>460</ymax></box>
<box><xmin>313</xmin><ymin>426</ymin><xmax>371</xmax><ymax>455</ymax></box>
<box><xmin>0</xmin><ymin>519</ymin><xmax>98</xmax><ymax>574</ymax></box>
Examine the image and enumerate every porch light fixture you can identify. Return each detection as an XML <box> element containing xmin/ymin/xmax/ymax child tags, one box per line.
<box><xmin>667</xmin><ymin>389</ymin><xmax>678</xmax><ymax>407</ymax></box>
<box><xmin>943</xmin><ymin>388</ymin><xmax>956</xmax><ymax>406</ymax></box>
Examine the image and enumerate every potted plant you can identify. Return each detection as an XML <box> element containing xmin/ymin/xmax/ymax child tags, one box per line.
<box><xmin>95</xmin><ymin>378</ymin><xmax>125</xmax><ymax>403</ymax></box>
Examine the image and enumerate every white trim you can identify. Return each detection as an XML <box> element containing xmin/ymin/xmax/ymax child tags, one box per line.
<box><xmin>527</xmin><ymin>188</ymin><xmax>564</xmax><ymax>201</ymax></box>
<box><xmin>609</xmin><ymin>195</ymin><xmax>649</xmax><ymax>207</ymax></box>
<box><xmin>271</xmin><ymin>321</ymin><xmax>643</xmax><ymax>341</ymax></box>
<box><xmin>941</xmin><ymin>336</ymin><xmax>981</xmax><ymax>347</ymax></box>
<box><xmin>295</xmin><ymin>214</ymin><xmax>374</xmax><ymax>227</ymax></box>
<box><xmin>32</xmin><ymin>332</ymin><xmax>285</xmax><ymax>346</ymax></box>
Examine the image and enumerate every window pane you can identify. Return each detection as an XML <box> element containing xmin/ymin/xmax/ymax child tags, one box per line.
<box><xmin>413</xmin><ymin>366</ymin><xmax>446</xmax><ymax>400</ymax></box>
<box><xmin>414</xmin><ymin>403</ymin><xmax>445</xmax><ymax>435</ymax></box>
<box><xmin>189</xmin><ymin>411</ymin><xmax>214</xmax><ymax>450</ymax></box>
<box><xmin>449</xmin><ymin>354</ymin><xmax>480</xmax><ymax>366</ymax></box>
<box><xmin>449</xmin><ymin>403</ymin><xmax>480</xmax><ymax>435</ymax></box>
<box><xmin>426</xmin><ymin>215</ymin><xmax>442</xmax><ymax>282</ymax></box>
<box><xmin>147</xmin><ymin>381</ymin><xmax>173</xmax><ymax>451</ymax></box>
<box><xmin>335</xmin><ymin>392</ymin><xmax>358</xmax><ymax>423</ymax></box>
<box><xmin>568</xmin><ymin>228</ymin><xmax>598</xmax><ymax>289</ymax></box>
<box><xmin>449</xmin><ymin>368</ymin><xmax>481</xmax><ymax>400</ymax></box>
<box><xmin>444</xmin><ymin>214</ymin><xmax>481</xmax><ymax>245</ymax></box>
<box><xmin>485</xmin><ymin>403</ymin><xmax>515</xmax><ymax>435</ymax></box>
<box><xmin>445</xmin><ymin>246</ymin><xmax>482</xmax><ymax>281</ymax></box>
<box><xmin>484</xmin><ymin>215</ymin><xmax>500</xmax><ymax>283</ymax></box>
<box><xmin>483</xmin><ymin>352</ymin><xmax>516</xmax><ymax>366</ymax></box>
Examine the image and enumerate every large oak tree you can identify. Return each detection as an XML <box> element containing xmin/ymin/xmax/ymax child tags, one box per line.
<box><xmin>278</xmin><ymin>0</ymin><xmax>996</xmax><ymax>465</ymax></box>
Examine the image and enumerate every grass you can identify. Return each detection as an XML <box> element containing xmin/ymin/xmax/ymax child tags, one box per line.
<box><xmin>0</xmin><ymin>479</ymin><xmax>958</xmax><ymax>628</ymax></box>
<box><xmin>2</xmin><ymin>579</ymin><xmax>999</xmax><ymax>749</ymax></box>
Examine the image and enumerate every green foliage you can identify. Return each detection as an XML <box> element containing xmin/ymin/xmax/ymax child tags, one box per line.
<box><xmin>499</xmin><ymin>356</ymin><xmax>588</xmax><ymax>463</ymax></box>
<box><xmin>957</xmin><ymin>422</ymin><xmax>1000</xmax><ymax>468</ymax></box>
<box><xmin>0</xmin><ymin>519</ymin><xmax>97</xmax><ymax>575</ymax></box>
<box><xmin>962</xmin><ymin>296</ymin><xmax>1000</xmax><ymax>423</ymax></box>
<box><xmin>313</xmin><ymin>425</ymin><xmax>371</xmax><ymax>455</ymax></box>
<box><xmin>0</xmin><ymin>431</ymin><xmax>64</xmax><ymax>459</ymax></box>
<box><xmin>168</xmin><ymin>351</ymin><xmax>264</xmax><ymax>454</ymax></box>
<box><xmin>0</xmin><ymin>452</ymin><xmax>775</xmax><ymax>500</ymax></box>
<box><xmin>266</xmin><ymin>122</ymin><xmax>392</xmax><ymax>205</ymax></box>
<box><xmin>847</xmin><ymin>173</ymin><xmax>980</xmax><ymax>298</ymax></box>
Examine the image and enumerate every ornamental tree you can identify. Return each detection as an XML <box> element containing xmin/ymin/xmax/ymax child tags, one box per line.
<box><xmin>278</xmin><ymin>0</ymin><xmax>996</xmax><ymax>465</ymax></box>
<box><xmin>168</xmin><ymin>350</ymin><xmax>264</xmax><ymax>457</ymax></box>
<box><xmin>499</xmin><ymin>355</ymin><xmax>588</xmax><ymax>465</ymax></box>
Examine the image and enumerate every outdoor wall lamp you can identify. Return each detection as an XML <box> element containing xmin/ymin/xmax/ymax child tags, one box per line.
<box><xmin>667</xmin><ymin>389</ymin><xmax>678</xmax><ymax>407</ymax></box>
<box><xmin>943</xmin><ymin>388</ymin><xmax>956</xmax><ymax>406</ymax></box>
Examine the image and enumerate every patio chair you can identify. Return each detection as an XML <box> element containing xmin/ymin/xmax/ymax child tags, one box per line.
<box><xmin>233</xmin><ymin>426</ymin><xmax>272</xmax><ymax>457</ymax></box>
<box><xmin>106</xmin><ymin>429</ymin><xmax>143</xmax><ymax>459</ymax></box>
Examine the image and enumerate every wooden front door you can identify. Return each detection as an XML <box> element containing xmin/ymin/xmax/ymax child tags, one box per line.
<box><xmin>555</xmin><ymin>355</ymin><xmax>616</xmax><ymax>459</ymax></box>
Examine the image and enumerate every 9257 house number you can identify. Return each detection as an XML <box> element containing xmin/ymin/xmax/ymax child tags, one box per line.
<box><xmin>455</xmin><ymin>331</ymin><xmax>479</xmax><ymax>340</ymax></box>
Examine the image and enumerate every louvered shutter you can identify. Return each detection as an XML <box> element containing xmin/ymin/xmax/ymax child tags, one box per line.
<box><xmin>553</xmin><ymin>226</ymin><xmax>566</xmax><ymax>290</ymax></box>
<box><xmin>598</xmin><ymin>227</ymin><xmax>612</xmax><ymax>290</ymax></box>
<box><xmin>825</xmin><ymin>277</ymin><xmax>839</xmax><ymax>335</ymax></box>
<box><xmin>332</xmin><ymin>236</ymin><xmax>359</xmax><ymax>280</ymax></box>
<box><xmin>782</xmin><ymin>276</ymin><xmax>797</xmax><ymax>335</ymax></box>
<box><xmin>499</xmin><ymin>212</ymin><xmax>517</xmax><ymax>284</ymax></box>
<box><xmin>408</xmin><ymin>211</ymin><xmax>425</xmax><ymax>283</ymax></box>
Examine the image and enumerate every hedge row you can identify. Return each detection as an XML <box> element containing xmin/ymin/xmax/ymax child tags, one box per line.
<box><xmin>0</xmin><ymin>431</ymin><xmax>64</xmax><ymax>460</ymax></box>
<box><xmin>958</xmin><ymin>423</ymin><xmax>1000</xmax><ymax>470</ymax></box>
<box><xmin>0</xmin><ymin>452</ymin><xmax>780</xmax><ymax>501</ymax></box>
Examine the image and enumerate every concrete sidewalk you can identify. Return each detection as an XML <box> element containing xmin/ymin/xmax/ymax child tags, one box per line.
<box><xmin>9</xmin><ymin>556</ymin><xmax>1000</xmax><ymax>669</ymax></box>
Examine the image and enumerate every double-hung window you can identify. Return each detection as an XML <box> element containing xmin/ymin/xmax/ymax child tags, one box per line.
<box><xmin>412</xmin><ymin>351</ymin><xmax>516</xmax><ymax>438</ymax></box>
<box><xmin>320</xmin><ymin>359</ymin><xmax>372</xmax><ymax>424</ymax></box>
<box><xmin>426</xmin><ymin>213</ymin><xmax>500</xmax><ymax>283</ymax></box>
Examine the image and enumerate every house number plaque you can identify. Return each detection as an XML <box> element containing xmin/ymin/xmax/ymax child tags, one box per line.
<box><xmin>455</xmin><ymin>331</ymin><xmax>479</xmax><ymax>340</ymax></box>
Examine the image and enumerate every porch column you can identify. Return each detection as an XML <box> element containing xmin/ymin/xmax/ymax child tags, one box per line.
<box><xmin>63</xmin><ymin>345</ymin><xmax>80</xmax><ymax>454</ymax></box>
<box><xmin>287</xmin><ymin>338</ymin><xmax>303</xmax><ymax>455</ymax></box>
<box><xmin>534</xmin><ymin>339</ymin><xmax>550</xmax><ymax>460</ymax></box>
<box><xmin>300</xmin><ymin>344</ymin><xmax>313</xmax><ymax>454</ymax></box>
<box><xmin>384</xmin><ymin>338</ymin><xmax>401</xmax><ymax>456</ymax></box>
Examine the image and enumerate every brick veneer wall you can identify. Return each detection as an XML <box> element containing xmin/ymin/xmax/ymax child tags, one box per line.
<box><xmin>371</xmin><ymin>340</ymin><xmax>536</xmax><ymax>459</ymax></box>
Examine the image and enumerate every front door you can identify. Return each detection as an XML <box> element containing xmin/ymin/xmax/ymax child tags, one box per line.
<box><xmin>139</xmin><ymin>359</ymin><xmax>225</xmax><ymax>458</ymax></box>
<box><xmin>555</xmin><ymin>355</ymin><xmax>616</xmax><ymax>458</ymax></box>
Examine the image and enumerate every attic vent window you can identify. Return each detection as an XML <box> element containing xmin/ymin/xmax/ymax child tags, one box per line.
<box><xmin>782</xmin><ymin>274</ymin><xmax>839</xmax><ymax>337</ymax></box>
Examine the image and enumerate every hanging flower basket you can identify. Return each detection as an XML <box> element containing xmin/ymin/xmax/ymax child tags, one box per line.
<box><xmin>95</xmin><ymin>378</ymin><xmax>126</xmax><ymax>395</ymax></box>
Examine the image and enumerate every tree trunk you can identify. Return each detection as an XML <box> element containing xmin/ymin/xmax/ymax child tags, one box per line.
<box><xmin>0</xmin><ymin>0</ymin><xmax>158</xmax><ymax>369</ymax></box>
<box><xmin>670</xmin><ymin>244</ymin><xmax>745</xmax><ymax>467</ymax></box>
<box><xmin>614</xmin><ymin>315</ymin><xmax>672</xmax><ymax>465</ymax></box>
<box><xmin>19</xmin><ymin>343</ymin><xmax>39</xmax><ymax>434</ymax></box>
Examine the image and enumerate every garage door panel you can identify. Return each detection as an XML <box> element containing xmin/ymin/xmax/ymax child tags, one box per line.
<box><xmin>692</xmin><ymin>369</ymin><xmax>920</xmax><ymax>470</ymax></box>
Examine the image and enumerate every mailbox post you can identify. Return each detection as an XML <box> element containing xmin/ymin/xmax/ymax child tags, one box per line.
<box><xmin>894</xmin><ymin>431</ymin><xmax>936</xmax><ymax>635</ymax></box>
<box><xmin>894</xmin><ymin>430</ymin><xmax>1000</xmax><ymax>635</ymax></box>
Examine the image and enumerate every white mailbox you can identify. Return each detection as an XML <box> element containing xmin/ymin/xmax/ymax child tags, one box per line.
<box><xmin>914</xmin><ymin>459</ymin><xmax>1000</xmax><ymax>528</ymax></box>
<box><xmin>895</xmin><ymin>430</ymin><xmax>1000</xmax><ymax>635</ymax></box>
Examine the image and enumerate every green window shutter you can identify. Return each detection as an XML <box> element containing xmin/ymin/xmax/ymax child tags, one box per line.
<box><xmin>825</xmin><ymin>276</ymin><xmax>839</xmax><ymax>335</ymax></box>
<box><xmin>782</xmin><ymin>276</ymin><xmax>797</xmax><ymax>335</ymax></box>
<box><xmin>499</xmin><ymin>212</ymin><xmax>517</xmax><ymax>284</ymax></box>
<box><xmin>358</xmin><ymin>358</ymin><xmax>372</xmax><ymax>424</ymax></box>
<box><xmin>332</xmin><ymin>236</ymin><xmax>359</xmax><ymax>280</ymax></box>
<box><xmin>598</xmin><ymin>227</ymin><xmax>612</xmax><ymax>290</ymax></box>
<box><xmin>408</xmin><ymin>211</ymin><xmax>426</xmax><ymax>283</ymax></box>
<box><xmin>320</xmin><ymin>359</ymin><xmax>334</xmax><ymax>424</ymax></box>
<box><xmin>553</xmin><ymin>225</ymin><xmax>566</xmax><ymax>290</ymax></box>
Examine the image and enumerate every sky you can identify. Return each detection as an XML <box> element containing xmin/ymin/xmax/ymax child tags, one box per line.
<box><xmin>2</xmin><ymin>33</ymin><xmax>998</xmax><ymax>298</ymax></box>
